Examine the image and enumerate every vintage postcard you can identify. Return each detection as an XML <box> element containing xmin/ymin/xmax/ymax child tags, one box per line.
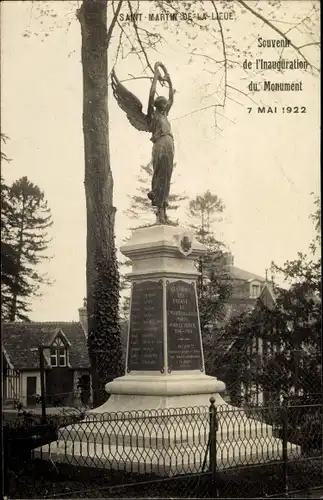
<box><xmin>1</xmin><ymin>1</ymin><xmax>321</xmax><ymax>498</ymax></box>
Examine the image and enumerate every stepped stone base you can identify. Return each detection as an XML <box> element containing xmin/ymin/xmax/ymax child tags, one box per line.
<box><xmin>86</xmin><ymin>373</ymin><xmax>226</xmax><ymax>413</ymax></box>
<box><xmin>34</xmin><ymin>401</ymin><xmax>300</xmax><ymax>476</ymax></box>
<box><xmin>35</xmin><ymin>438</ymin><xmax>299</xmax><ymax>476</ymax></box>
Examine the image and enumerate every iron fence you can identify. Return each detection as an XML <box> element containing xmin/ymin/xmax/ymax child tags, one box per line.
<box><xmin>3</xmin><ymin>400</ymin><xmax>322</xmax><ymax>498</ymax></box>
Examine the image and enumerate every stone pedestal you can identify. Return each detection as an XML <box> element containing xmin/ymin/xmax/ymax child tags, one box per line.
<box><xmin>89</xmin><ymin>224</ymin><xmax>226</xmax><ymax>413</ymax></box>
<box><xmin>35</xmin><ymin>225</ymin><xmax>300</xmax><ymax>474</ymax></box>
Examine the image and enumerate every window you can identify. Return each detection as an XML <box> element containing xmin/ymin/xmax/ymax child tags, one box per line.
<box><xmin>50</xmin><ymin>336</ymin><xmax>68</xmax><ymax>367</ymax></box>
<box><xmin>50</xmin><ymin>347</ymin><xmax>58</xmax><ymax>367</ymax></box>
<box><xmin>251</xmin><ymin>284</ymin><xmax>260</xmax><ymax>298</ymax></box>
<box><xmin>58</xmin><ymin>347</ymin><xmax>66</xmax><ymax>367</ymax></box>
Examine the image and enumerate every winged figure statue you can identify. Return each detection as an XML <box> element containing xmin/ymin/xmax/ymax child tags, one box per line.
<box><xmin>111</xmin><ymin>62</ymin><xmax>175</xmax><ymax>225</ymax></box>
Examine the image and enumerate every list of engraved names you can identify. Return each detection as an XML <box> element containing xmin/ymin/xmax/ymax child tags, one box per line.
<box><xmin>127</xmin><ymin>281</ymin><xmax>164</xmax><ymax>371</ymax></box>
<box><xmin>167</xmin><ymin>280</ymin><xmax>203</xmax><ymax>371</ymax></box>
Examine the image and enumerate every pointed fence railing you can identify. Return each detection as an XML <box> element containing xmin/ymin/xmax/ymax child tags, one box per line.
<box><xmin>3</xmin><ymin>400</ymin><xmax>322</xmax><ymax>498</ymax></box>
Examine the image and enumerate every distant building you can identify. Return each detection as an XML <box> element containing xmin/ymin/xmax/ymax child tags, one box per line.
<box><xmin>212</xmin><ymin>282</ymin><xmax>278</xmax><ymax>407</ymax></box>
<box><xmin>205</xmin><ymin>253</ymin><xmax>278</xmax><ymax>406</ymax></box>
<box><xmin>221</xmin><ymin>251</ymin><xmax>272</xmax><ymax>321</ymax></box>
<box><xmin>2</xmin><ymin>301</ymin><xmax>92</xmax><ymax>408</ymax></box>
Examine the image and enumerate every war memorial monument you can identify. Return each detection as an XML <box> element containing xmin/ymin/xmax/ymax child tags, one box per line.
<box><xmin>36</xmin><ymin>62</ymin><xmax>298</xmax><ymax>474</ymax></box>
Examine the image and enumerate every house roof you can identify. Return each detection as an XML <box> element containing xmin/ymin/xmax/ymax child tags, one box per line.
<box><xmin>2</xmin><ymin>322</ymin><xmax>90</xmax><ymax>370</ymax></box>
<box><xmin>228</xmin><ymin>265</ymin><xmax>266</xmax><ymax>283</ymax></box>
<box><xmin>258</xmin><ymin>284</ymin><xmax>276</xmax><ymax>310</ymax></box>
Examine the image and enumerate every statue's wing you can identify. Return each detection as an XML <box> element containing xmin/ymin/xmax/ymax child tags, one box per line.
<box><xmin>111</xmin><ymin>70</ymin><xmax>150</xmax><ymax>132</ymax></box>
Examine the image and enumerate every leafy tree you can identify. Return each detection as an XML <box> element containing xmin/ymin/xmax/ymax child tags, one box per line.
<box><xmin>215</xmin><ymin>309</ymin><xmax>254</xmax><ymax>406</ymax></box>
<box><xmin>268</xmin><ymin>196</ymin><xmax>321</xmax><ymax>404</ymax></box>
<box><xmin>222</xmin><ymin>196</ymin><xmax>321</xmax><ymax>406</ymax></box>
<box><xmin>188</xmin><ymin>190</ymin><xmax>225</xmax><ymax>245</ymax></box>
<box><xmin>1</xmin><ymin>193</ymin><xmax>18</xmax><ymax>321</ymax></box>
<box><xmin>187</xmin><ymin>191</ymin><xmax>231</xmax><ymax>322</ymax></box>
<box><xmin>186</xmin><ymin>191</ymin><xmax>232</xmax><ymax>375</ymax></box>
<box><xmin>2</xmin><ymin>177</ymin><xmax>53</xmax><ymax>322</ymax></box>
<box><xmin>1</xmin><ymin>133</ymin><xmax>11</xmax><ymax>163</ymax></box>
<box><xmin>1</xmin><ymin>134</ymin><xmax>18</xmax><ymax>321</ymax></box>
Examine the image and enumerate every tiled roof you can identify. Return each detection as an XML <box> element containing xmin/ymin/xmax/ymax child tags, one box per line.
<box><xmin>258</xmin><ymin>285</ymin><xmax>276</xmax><ymax>310</ymax></box>
<box><xmin>228</xmin><ymin>266</ymin><xmax>266</xmax><ymax>282</ymax></box>
<box><xmin>2</xmin><ymin>322</ymin><xmax>90</xmax><ymax>370</ymax></box>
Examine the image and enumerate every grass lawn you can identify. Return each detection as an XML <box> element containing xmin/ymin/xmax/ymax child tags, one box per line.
<box><xmin>4</xmin><ymin>456</ymin><xmax>323</xmax><ymax>499</ymax></box>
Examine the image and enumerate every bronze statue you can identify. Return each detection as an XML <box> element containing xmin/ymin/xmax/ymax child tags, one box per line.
<box><xmin>111</xmin><ymin>62</ymin><xmax>175</xmax><ymax>224</ymax></box>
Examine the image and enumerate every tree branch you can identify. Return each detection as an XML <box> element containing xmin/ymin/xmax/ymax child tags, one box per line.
<box><xmin>110</xmin><ymin>1</ymin><xmax>125</xmax><ymax>65</ymax></box>
<box><xmin>227</xmin><ymin>84</ymin><xmax>261</xmax><ymax>106</ymax></box>
<box><xmin>298</xmin><ymin>42</ymin><xmax>320</xmax><ymax>49</ymax></box>
<box><xmin>106</xmin><ymin>0</ymin><xmax>123</xmax><ymax>47</ymax></box>
<box><xmin>127</xmin><ymin>0</ymin><xmax>154</xmax><ymax>74</ymax></box>
<box><xmin>108</xmin><ymin>75</ymin><xmax>153</xmax><ymax>86</ymax></box>
<box><xmin>211</xmin><ymin>0</ymin><xmax>227</xmax><ymax>107</ymax></box>
<box><xmin>157</xmin><ymin>0</ymin><xmax>220</xmax><ymax>43</ymax></box>
<box><xmin>173</xmin><ymin>104</ymin><xmax>234</xmax><ymax>123</ymax></box>
<box><xmin>191</xmin><ymin>52</ymin><xmax>239</xmax><ymax>67</ymax></box>
<box><xmin>237</xmin><ymin>0</ymin><xmax>319</xmax><ymax>72</ymax></box>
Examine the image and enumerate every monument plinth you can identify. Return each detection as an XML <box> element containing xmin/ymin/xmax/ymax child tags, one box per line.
<box><xmin>90</xmin><ymin>224</ymin><xmax>226</xmax><ymax>414</ymax></box>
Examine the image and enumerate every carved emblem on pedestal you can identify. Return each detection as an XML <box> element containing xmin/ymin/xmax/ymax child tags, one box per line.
<box><xmin>174</xmin><ymin>231</ymin><xmax>193</xmax><ymax>257</ymax></box>
<box><xmin>181</xmin><ymin>236</ymin><xmax>192</xmax><ymax>253</ymax></box>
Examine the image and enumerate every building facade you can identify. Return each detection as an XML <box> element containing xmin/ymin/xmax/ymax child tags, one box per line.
<box><xmin>222</xmin><ymin>251</ymin><xmax>270</xmax><ymax>319</ymax></box>
<box><xmin>207</xmin><ymin>253</ymin><xmax>278</xmax><ymax>406</ymax></box>
<box><xmin>2</xmin><ymin>302</ymin><xmax>92</xmax><ymax>408</ymax></box>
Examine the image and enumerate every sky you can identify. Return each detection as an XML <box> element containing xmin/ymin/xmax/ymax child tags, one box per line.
<box><xmin>1</xmin><ymin>0</ymin><xmax>320</xmax><ymax>322</ymax></box>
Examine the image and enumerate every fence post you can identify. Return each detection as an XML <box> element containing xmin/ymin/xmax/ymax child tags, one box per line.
<box><xmin>209</xmin><ymin>396</ymin><xmax>218</xmax><ymax>497</ymax></box>
<box><xmin>39</xmin><ymin>346</ymin><xmax>47</xmax><ymax>424</ymax></box>
<box><xmin>3</xmin><ymin>424</ymin><xmax>9</xmax><ymax>497</ymax></box>
<box><xmin>282</xmin><ymin>395</ymin><xmax>289</xmax><ymax>498</ymax></box>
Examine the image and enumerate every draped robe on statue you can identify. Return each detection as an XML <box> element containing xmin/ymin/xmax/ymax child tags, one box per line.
<box><xmin>149</xmin><ymin>111</ymin><xmax>174</xmax><ymax>208</ymax></box>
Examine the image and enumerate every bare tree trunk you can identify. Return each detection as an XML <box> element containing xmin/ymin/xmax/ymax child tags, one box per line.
<box><xmin>77</xmin><ymin>0</ymin><xmax>123</xmax><ymax>407</ymax></box>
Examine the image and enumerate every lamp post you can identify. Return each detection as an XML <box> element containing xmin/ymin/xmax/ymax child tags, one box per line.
<box><xmin>31</xmin><ymin>346</ymin><xmax>47</xmax><ymax>423</ymax></box>
<box><xmin>39</xmin><ymin>346</ymin><xmax>47</xmax><ymax>423</ymax></box>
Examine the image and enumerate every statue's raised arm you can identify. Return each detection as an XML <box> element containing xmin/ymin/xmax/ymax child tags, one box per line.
<box><xmin>154</xmin><ymin>62</ymin><xmax>174</xmax><ymax>114</ymax></box>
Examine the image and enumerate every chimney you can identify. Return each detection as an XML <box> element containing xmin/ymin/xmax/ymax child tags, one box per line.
<box><xmin>78</xmin><ymin>297</ymin><xmax>88</xmax><ymax>336</ymax></box>
<box><xmin>223</xmin><ymin>252</ymin><xmax>234</xmax><ymax>267</ymax></box>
